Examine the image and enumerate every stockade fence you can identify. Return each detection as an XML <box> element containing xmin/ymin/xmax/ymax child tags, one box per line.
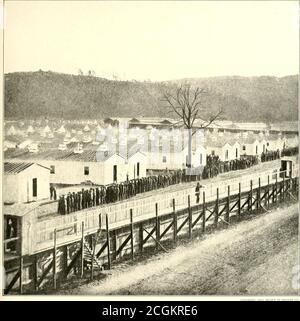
<box><xmin>4</xmin><ymin>167</ymin><xmax>299</xmax><ymax>294</ymax></box>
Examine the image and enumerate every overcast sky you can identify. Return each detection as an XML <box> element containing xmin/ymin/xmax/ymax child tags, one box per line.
<box><xmin>4</xmin><ymin>1</ymin><xmax>299</xmax><ymax>81</ymax></box>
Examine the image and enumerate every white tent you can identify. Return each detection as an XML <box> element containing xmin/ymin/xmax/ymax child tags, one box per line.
<box><xmin>83</xmin><ymin>124</ymin><xmax>90</xmax><ymax>132</ymax></box>
<box><xmin>57</xmin><ymin>125</ymin><xmax>66</xmax><ymax>134</ymax></box>
<box><xmin>43</xmin><ymin>125</ymin><xmax>51</xmax><ymax>133</ymax></box>
<box><xmin>27</xmin><ymin>125</ymin><xmax>35</xmax><ymax>134</ymax></box>
<box><xmin>7</xmin><ymin>125</ymin><xmax>17</xmax><ymax>136</ymax></box>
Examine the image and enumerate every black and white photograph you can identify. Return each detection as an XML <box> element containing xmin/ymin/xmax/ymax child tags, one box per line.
<box><xmin>1</xmin><ymin>0</ymin><xmax>299</xmax><ymax>300</ymax></box>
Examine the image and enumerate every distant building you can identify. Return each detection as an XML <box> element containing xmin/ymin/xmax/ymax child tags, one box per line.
<box><xmin>4</xmin><ymin>162</ymin><xmax>50</xmax><ymax>204</ymax></box>
<box><xmin>4</xmin><ymin>144</ymin><xmax>147</xmax><ymax>185</ymax></box>
<box><xmin>205</xmin><ymin>136</ymin><xmax>240</xmax><ymax>161</ymax></box>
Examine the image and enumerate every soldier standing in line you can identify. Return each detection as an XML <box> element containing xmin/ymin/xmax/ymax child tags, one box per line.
<box><xmin>50</xmin><ymin>184</ymin><xmax>55</xmax><ymax>200</ymax></box>
<box><xmin>103</xmin><ymin>186</ymin><xmax>107</xmax><ymax>204</ymax></box>
<box><xmin>91</xmin><ymin>188</ymin><xmax>95</xmax><ymax>206</ymax></box>
<box><xmin>81</xmin><ymin>188</ymin><xmax>85</xmax><ymax>209</ymax></box>
<box><xmin>58</xmin><ymin>196</ymin><xmax>62</xmax><ymax>214</ymax></box>
<box><xmin>96</xmin><ymin>187</ymin><xmax>100</xmax><ymax>206</ymax></box>
<box><xmin>70</xmin><ymin>193</ymin><xmax>74</xmax><ymax>212</ymax></box>
<box><xmin>195</xmin><ymin>182</ymin><xmax>201</xmax><ymax>203</ymax></box>
<box><xmin>66</xmin><ymin>194</ymin><xmax>70</xmax><ymax>214</ymax></box>
<box><xmin>100</xmin><ymin>186</ymin><xmax>104</xmax><ymax>204</ymax></box>
<box><xmin>84</xmin><ymin>189</ymin><xmax>88</xmax><ymax>208</ymax></box>
<box><xmin>78</xmin><ymin>192</ymin><xmax>82</xmax><ymax>211</ymax></box>
<box><xmin>61</xmin><ymin>195</ymin><xmax>65</xmax><ymax>214</ymax></box>
<box><xmin>73</xmin><ymin>192</ymin><xmax>77</xmax><ymax>211</ymax></box>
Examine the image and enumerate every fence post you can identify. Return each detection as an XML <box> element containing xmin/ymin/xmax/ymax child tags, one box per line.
<box><xmin>80</xmin><ymin>222</ymin><xmax>84</xmax><ymax>278</ymax></box>
<box><xmin>289</xmin><ymin>176</ymin><xmax>293</xmax><ymax>201</ymax></box>
<box><xmin>136</xmin><ymin>223</ymin><xmax>142</xmax><ymax>254</ymax></box>
<box><xmin>155</xmin><ymin>203</ymin><xmax>160</xmax><ymax>251</ymax></box>
<box><xmin>214</xmin><ymin>188</ymin><xmax>219</xmax><ymax>228</ymax></box>
<box><xmin>53</xmin><ymin>228</ymin><xmax>57</xmax><ymax>289</ymax></box>
<box><xmin>267</xmin><ymin>175</ymin><xmax>270</xmax><ymax>210</ymax></box>
<box><xmin>282</xmin><ymin>175</ymin><xmax>285</xmax><ymax>202</ymax></box>
<box><xmin>106</xmin><ymin>215</ymin><xmax>111</xmax><ymax>270</ymax></box>
<box><xmin>33</xmin><ymin>254</ymin><xmax>38</xmax><ymax>292</ymax></box>
<box><xmin>257</xmin><ymin>178</ymin><xmax>261</xmax><ymax>211</ymax></box>
<box><xmin>202</xmin><ymin>191</ymin><xmax>206</xmax><ymax>233</ymax></box>
<box><xmin>19</xmin><ymin>235</ymin><xmax>23</xmax><ymax>294</ymax></box>
<box><xmin>130</xmin><ymin>209</ymin><xmax>134</xmax><ymax>260</ymax></box>
<box><xmin>173</xmin><ymin>199</ymin><xmax>177</xmax><ymax>245</ymax></box>
<box><xmin>91</xmin><ymin>234</ymin><xmax>95</xmax><ymax>280</ymax></box>
<box><xmin>188</xmin><ymin>195</ymin><xmax>192</xmax><ymax>240</ymax></box>
<box><xmin>225</xmin><ymin>185</ymin><xmax>230</xmax><ymax>224</ymax></box>
<box><xmin>249</xmin><ymin>180</ymin><xmax>253</xmax><ymax>213</ymax></box>
<box><xmin>275</xmin><ymin>174</ymin><xmax>278</xmax><ymax>204</ymax></box>
<box><xmin>238</xmin><ymin>183</ymin><xmax>241</xmax><ymax>218</ymax></box>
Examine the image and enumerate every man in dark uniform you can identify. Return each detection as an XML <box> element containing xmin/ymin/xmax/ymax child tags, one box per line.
<box><xmin>81</xmin><ymin>188</ymin><xmax>85</xmax><ymax>209</ymax></box>
<box><xmin>78</xmin><ymin>192</ymin><xmax>82</xmax><ymax>211</ymax></box>
<box><xmin>195</xmin><ymin>182</ymin><xmax>201</xmax><ymax>203</ymax></box>
<box><xmin>96</xmin><ymin>187</ymin><xmax>100</xmax><ymax>206</ymax></box>
<box><xmin>66</xmin><ymin>193</ymin><xmax>71</xmax><ymax>214</ymax></box>
<box><xmin>50</xmin><ymin>184</ymin><xmax>55</xmax><ymax>200</ymax></box>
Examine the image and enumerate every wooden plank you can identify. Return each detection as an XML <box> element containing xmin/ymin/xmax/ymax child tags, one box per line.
<box><xmin>159</xmin><ymin>220</ymin><xmax>174</xmax><ymax>240</ymax></box>
<box><xmin>267</xmin><ymin>175</ymin><xmax>270</xmax><ymax>209</ymax></box>
<box><xmin>115</xmin><ymin>234</ymin><xmax>131</xmax><ymax>257</ymax></box>
<box><xmin>37</xmin><ymin>260</ymin><xmax>53</xmax><ymax>288</ymax></box>
<box><xmin>19</xmin><ymin>256</ymin><xmax>23</xmax><ymax>294</ymax></box>
<box><xmin>202</xmin><ymin>191</ymin><xmax>206</xmax><ymax>233</ymax></box>
<box><xmin>96</xmin><ymin>241</ymin><xmax>108</xmax><ymax>258</ymax></box>
<box><xmin>193</xmin><ymin>210</ymin><xmax>204</xmax><ymax>227</ymax></box>
<box><xmin>177</xmin><ymin>215</ymin><xmax>189</xmax><ymax>234</ymax></box>
<box><xmin>142</xmin><ymin>227</ymin><xmax>168</xmax><ymax>253</ymax></box>
<box><xmin>19</xmin><ymin>233</ymin><xmax>23</xmax><ymax>294</ymax></box>
<box><xmin>64</xmin><ymin>247</ymin><xmax>81</xmax><ymax>277</ymax></box>
<box><xmin>155</xmin><ymin>203</ymin><xmax>160</xmax><ymax>251</ymax></box>
<box><xmin>143</xmin><ymin>226</ymin><xmax>156</xmax><ymax>245</ymax></box>
<box><xmin>225</xmin><ymin>185</ymin><xmax>230</xmax><ymax>224</ymax></box>
<box><xmin>217</xmin><ymin>204</ymin><xmax>228</xmax><ymax>218</ymax></box>
<box><xmin>188</xmin><ymin>195</ymin><xmax>192</xmax><ymax>239</ymax></box>
<box><xmin>249</xmin><ymin>180</ymin><xmax>253</xmax><ymax>212</ymax></box>
<box><xmin>289</xmin><ymin>177</ymin><xmax>293</xmax><ymax>201</ymax></box>
<box><xmin>282</xmin><ymin>175</ymin><xmax>285</xmax><ymax>202</ymax></box>
<box><xmin>229</xmin><ymin>199</ymin><xmax>239</xmax><ymax>213</ymax></box>
<box><xmin>214</xmin><ymin>188</ymin><xmax>219</xmax><ymax>227</ymax></box>
<box><xmin>238</xmin><ymin>182</ymin><xmax>241</xmax><ymax>217</ymax></box>
<box><xmin>257</xmin><ymin>178</ymin><xmax>261</xmax><ymax>210</ymax></box>
<box><xmin>130</xmin><ymin>210</ymin><xmax>134</xmax><ymax>260</ymax></box>
<box><xmin>241</xmin><ymin>194</ymin><xmax>250</xmax><ymax>211</ymax></box>
<box><xmin>173</xmin><ymin>199</ymin><xmax>177</xmax><ymax>245</ymax></box>
<box><xmin>4</xmin><ymin>270</ymin><xmax>20</xmax><ymax>295</ymax></box>
<box><xmin>139</xmin><ymin>223</ymin><xmax>143</xmax><ymax>253</ymax></box>
<box><xmin>53</xmin><ymin>229</ymin><xmax>57</xmax><ymax>289</ymax></box>
<box><xmin>275</xmin><ymin>175</ymin><xmax>278</xmax><ymax>203</ymax></box>
<box><xmin>80</xmin><ymin>222</ymin><xmax>84</xmax><ymax>278</ymax></box>
<box><xmin>33</xmin><ymin>254</ymin><xmax>38</xmax><ymax>292</ymax></box>
<box><xmin>106</xmin><ymin>215</ymin><xmax>111</xmax><ymax>269</ymax></box>
<box><xmin>91</xmin><ymin>234</ymin><xmax>96</xmax><ymax>280</ymax></box>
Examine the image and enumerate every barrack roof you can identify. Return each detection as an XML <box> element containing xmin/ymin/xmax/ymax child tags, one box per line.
<box><xmin>4</xmin><ymin>162</ymin><xmax>34</xmax><ymax>174</ymax></box>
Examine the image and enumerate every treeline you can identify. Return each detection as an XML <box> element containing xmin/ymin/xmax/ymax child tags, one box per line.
<box><xmin>4</xmin><ymin>71</ymin><xmax>298</xmax><ymax>122</ymax></box>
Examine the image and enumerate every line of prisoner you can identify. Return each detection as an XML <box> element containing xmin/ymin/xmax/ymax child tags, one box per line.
<box><xmin>56</xmin><ymin>154</ymin><xmax>271</xmax><ymax>215</ymax></box>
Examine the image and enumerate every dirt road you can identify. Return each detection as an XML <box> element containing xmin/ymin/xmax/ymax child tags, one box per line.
<box><xmin>60</xmin><ymin>203</ymin><xmax>299</xmax><ymax>296</ymax></box>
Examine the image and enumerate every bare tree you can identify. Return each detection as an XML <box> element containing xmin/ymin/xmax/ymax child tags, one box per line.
<box><xmin>162</xmin><ymin>84</ymin><xmax>222</xmax><ymax>174</ymax></box>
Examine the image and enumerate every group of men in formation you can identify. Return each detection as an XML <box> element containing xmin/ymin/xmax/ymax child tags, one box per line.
<box><xmin>203</xmin><ymin>155</ymin><xmax>259</xmax><ymax>179</ymax></box>
<box><xmin>281</xmin><ymin>146</ymin><xmax>298</xmax><ymax>157</ymax></box>
<box><xmin>261</xmin><ymin>150</ymin><xmax>281</xmax><ymax>163</ymax></box>
<box><xmin>57</xmin><ymin>171</ymin><xmax>186</xmax><ymax>215</ymax></box>
<box><xmin>56</xmin><ymin>153</ymin><xmax>274</xmax><ymax>215</ymax></box>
